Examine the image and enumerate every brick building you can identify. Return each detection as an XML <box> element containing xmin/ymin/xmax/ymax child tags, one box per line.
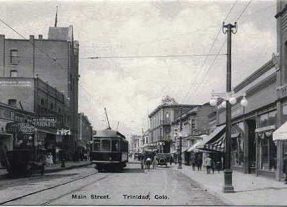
<box><xmin>0</xmin><ymin>25</ymin><xmax>79</xmax><ymax>155</ymax></box>
<box><xmin>0</xmin><ymin>77</ymin><xmax>69</xmax><ymax>160</ymax></box>
<box><xmin>78</xmin><ymin>113</ymin><xmax>93</xmax><ymax>156</ymax></box>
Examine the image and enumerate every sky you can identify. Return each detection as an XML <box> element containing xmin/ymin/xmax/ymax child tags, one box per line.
<box><xmin>0</xmin><ymin>0</ymin><xmax>277</xmax><ymax>138</ymax></box>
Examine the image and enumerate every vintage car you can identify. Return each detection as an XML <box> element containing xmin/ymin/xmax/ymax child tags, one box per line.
<box><xmin>156</xmin><ymin>153</ymin><xmax>171</xmax><ymax>167</ymax></box>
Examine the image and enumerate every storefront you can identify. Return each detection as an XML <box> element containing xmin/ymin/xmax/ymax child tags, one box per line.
<box><xmin>255</xmin><ymin>110</ymin><xmax>277</xmax><ymax>177</ymax></box>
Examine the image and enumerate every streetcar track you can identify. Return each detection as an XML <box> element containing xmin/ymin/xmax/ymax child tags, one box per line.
<box><xmin>0</xmin><ymin>172</ymin><xmax>99</xmax><ymax>205</ymax></box>
<box><xmin>40</xmin><ymin>174</ymin><xmax>111</xmax><ymax>205</ymax></box>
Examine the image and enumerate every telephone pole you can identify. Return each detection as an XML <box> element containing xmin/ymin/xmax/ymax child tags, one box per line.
<box><xmin>222</xmin><ymin>22</ymin><xmax>237</xmax><ymax>193</ymax></box>
<box><xmin>178</xmin><ymin>107</ymin><xmax>183</xmax><ymax>169</ymax></box>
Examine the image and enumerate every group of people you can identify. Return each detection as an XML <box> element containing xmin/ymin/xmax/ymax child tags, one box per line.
<box><xmin>191</xmin><ymin>153</ymin><xmax>222</xmax><ymax>174</ymax></box>
<box><xmin>190</xmin><ymin>154</ymin><xmax>203</xmax><ymax>171</ymax></box>
<box><xmin>204</xmin><ymin>154</ymin><xmax>222</xmax><ymax>174</ymax></box>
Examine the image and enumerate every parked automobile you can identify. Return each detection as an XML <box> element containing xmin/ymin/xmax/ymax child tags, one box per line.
<box><xmin>156</xmin><ymin>153</ymin><xmax>171</xmax><ymax>167</ymax></box>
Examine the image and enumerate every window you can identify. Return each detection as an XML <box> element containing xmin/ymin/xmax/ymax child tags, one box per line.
<box><xmin>258</xmin><ymin>111</ymin><xmax>277</xmax><ymax>128</ymax></box>
<box><xmin>111</xmin><ymin>140</ymin><xmax>119</xmax><ymax>151</ymax></box>
<box><xmin>8</xmin><ymin>99</ymin><xmax>17</xmax><ymax>106</ymax></box>
<box><xmin>10</xmin><ymin>49</ymin><xmax>19</xmax><ymax>65</ymax></box>
<box><xmin>93</xmin><ymin>140</ymin><xmax>100</xmax><ymax>151</ymax></box>
<box><xmin>50</xmin><ymin>103</ymin><xmax>54</xmax><ymax>110</ymax></box>
<box><xmin>10</xmin><ymin>70</ymin><xmax>18</xmax><ymax>77</ymax></box>
<box><xmin>101</xmin><ymin>139</ymin><xmax>111</xmax><ymax>151</ymax></box>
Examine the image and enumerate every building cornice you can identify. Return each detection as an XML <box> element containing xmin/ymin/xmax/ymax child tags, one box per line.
<box><xmin>234</xmin><ymin>60</ymin><xmax>274</xmax><ymax>93</ymax></box>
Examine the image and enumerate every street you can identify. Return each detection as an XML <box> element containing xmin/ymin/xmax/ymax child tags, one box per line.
<box><xmin>0</xmin><ymin>163</ymin><xmax>225</xmax><ymax>205</ymax></box>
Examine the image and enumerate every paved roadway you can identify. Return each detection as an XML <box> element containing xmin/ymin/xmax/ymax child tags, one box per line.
<box><xmin>0</xmin><ymin>163</ymin><xmax>225</xmax><ymax>205</ymax></box>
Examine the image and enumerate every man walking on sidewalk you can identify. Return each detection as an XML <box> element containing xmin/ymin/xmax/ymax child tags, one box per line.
<box><xmin>204</xmin><ymin>155</ymin><xmax>211</xmax><ymax>174</ymax></box>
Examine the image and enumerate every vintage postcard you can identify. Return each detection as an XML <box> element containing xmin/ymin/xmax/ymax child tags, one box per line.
<box><xmin>0</xmin><ymin>0</ymin><xmax>286</xmax><ymax>206</ymax></box>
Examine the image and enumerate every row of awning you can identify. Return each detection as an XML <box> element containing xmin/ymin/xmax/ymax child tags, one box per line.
<box><xmin>185</xmin><ymin>121</ymin><xmax>287</xmax><ymax>154</ymax></box>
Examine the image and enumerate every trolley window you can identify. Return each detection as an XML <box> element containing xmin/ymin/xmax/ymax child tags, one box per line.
<box><xmin>101</xmin><ymin>139</ymin><xmax>111</xmax><ymax>151</ymax></box>
<box><xmin>111</xmin><ymin>140</ymin><xmax>119</xmax><ymax>151</ymax></box>
<box><xmin>94</xmin><ymin>140</ymin><xmax>100</xmax><ymax>151</ymax></box>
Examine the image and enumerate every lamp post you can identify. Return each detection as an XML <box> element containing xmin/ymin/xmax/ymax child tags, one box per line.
<box><xmin>178</xmin><ymin>107</ymin><xmax>183</xmax><ymax>170</ymax></box>
<box><xmin>56</xmin><ymin>128</ymin><xmax>71</xmax><ymax>167</ymax></box>
<box><xmin>209</xmin><ymin>22</ymin><xmax>248</xmax><ymax>193</ymax></box>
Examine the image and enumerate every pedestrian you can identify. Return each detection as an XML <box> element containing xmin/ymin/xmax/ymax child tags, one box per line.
<box><xmin>283</xmin><ymin>152</ymin><xmax>287</xmax><ymax>184</ymax></box>
<box><xmin>46</xmin><ymin>152</ymin><xmax>54</xmax><ymax>167</ymax></box>
<box><xmin>145</xmin><ymin>157</ymin><xmax>152</xmax><ymax>170</ymax></box>
<box><xmin>196</xmin><ymin>155</ymin><xmax>202</xmax><ymax>171</ymax></box>
<box><xmin>204</xmin><ymin>155</ymin><xmax>212</xmax><ymax>174</ymax></box>
<box><xmin>169</xmin><ymin>155</ymin><xmax>173</xmax><ymax>165</ymax></box>
<box><xmin>191</xmin><ymin>154</ymin><xmax>196</xmax><ymax>171</ymax></box>
<box><xmin>215</xmin><ymin>160</ymin><xmax>221</xmax><ymax>173</ymax></box>
<box><xmin>152</xmin><ymin>155</ymin><xmax>158</xmax><ymax>169</ymax></box>
<box><xmin>211</xmin><ymin>158</ymin><xmax>215</xmax><ymax>174</ymax></box>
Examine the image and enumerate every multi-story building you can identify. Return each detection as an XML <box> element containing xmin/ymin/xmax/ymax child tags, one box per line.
<box><xmin>130</xmin><ymin>135</ymin><xmax>142</xmax><ymax>155</ymax></box>
<box><xmin>171</xmin><ymin>103</ymin><xmax>214</xmax><ymax>164</ymax></box>
<box><xmin>78</xmin><ymin>113</ymin><xmax>93</xmax><ymax>153</ymax></box>
<box><xmin>0</xmin><ymin>25</ymin><xmax>79</xmax><ymax>155</ymax></box>
<box><xmin>148</xmin><ymin>96</ymin><xmax>198</xmax><ymax>153</ymax></box>
<box><xmin>0</xmin><ymin>77</ymin><xmax>68</xmax><ymax>160</ymax></box>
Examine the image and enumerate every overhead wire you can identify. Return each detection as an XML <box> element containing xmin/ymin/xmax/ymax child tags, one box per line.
<box><xmin>189</xmin><ymin>0</ymin><xmax>254</xmax><ymax>101</ymax></box>
<box><xmin>180</xmin><ymin>0</ymin><xmax>239</xmax><ymax>104</ymax></box>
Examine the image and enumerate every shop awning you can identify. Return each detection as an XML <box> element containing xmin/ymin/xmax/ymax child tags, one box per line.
<box><xmin>187</xmin><ymin>141</ymin><xmax>202</xmax><ymax>152</ymax></box>
<box><xmin>196</xmin><ymin>125</ymin><xmax>226</xmax><ymax>152</ymax></box>
<box><xmin>273</xmin><ymin>122</ymin><xmax>287</xmax><ymax>141</ymax></box>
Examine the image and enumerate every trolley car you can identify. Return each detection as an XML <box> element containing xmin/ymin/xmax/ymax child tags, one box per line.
<box><xmin>90</xmin><ymin>129</ymin><xmax>128</xmax><ymax>172</ymax></box>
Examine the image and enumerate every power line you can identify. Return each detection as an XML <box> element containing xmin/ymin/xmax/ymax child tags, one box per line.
<box><xmin>236</xmin><ymin>0</ymin><xmax>253</xmax><ymax>22</ymax></box>
<box><xmin>180</xmin><ymin>0</ymin><xmax>239</xmax><ymax>103</ymax></box>
<box><xmin>186</xmin><ymin>0</ymin><xmax>252</xmax><ymax>102</ymax></box>
<box><xmin>82</xmin><ymin>53</ymin><xmax>227</xmax><ymax>59</ymax></box>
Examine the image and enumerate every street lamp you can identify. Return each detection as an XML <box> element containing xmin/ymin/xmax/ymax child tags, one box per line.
<box><xmin>210</xmin><ymin>91</ymin><xmax>248</xmax><ymax>193</ymax></box>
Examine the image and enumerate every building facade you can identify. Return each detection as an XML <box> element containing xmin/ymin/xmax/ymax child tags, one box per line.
<box><xmin>78</xmin><ymin>113</ymin><xmax>93</xmax><ymax>153</ymax></box>
<box><xmin>0</xmin><ymin>77</ymin><xmax>69</xmax><ymax>161</ymax></box>
<box><xmin>148</xmin><ymin>96</ymin><xmax>198</xmax><ymax>153</ymax></box>
<box><xmin>215</xmin><ymin>60</ymin><xmax>279</xmax><ymax>178</ymax></box>
<box><xmin>130</xmin><ymin>135</ymin><xmax>142</xmax><ymax>156</ymax></box>
<box><xmin>0</xmin><ymin>25</ymin><xmax>79</xmax><ymax>155</ymax></box>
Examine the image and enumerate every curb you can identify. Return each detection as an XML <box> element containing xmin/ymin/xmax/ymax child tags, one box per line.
<box><xmin>0</xmin><ymin>162</ymin><xmax>92</xmax><ymax>179</ymax></box>
<box><xmin>45</xmin><ymin>162</ymin><xmax>92</xmax><ymax>173</ymax></box>
<box><xmin>174</xmin><ymin>167</ymin><xmax>234</xmax><ymax>206</ymax></box>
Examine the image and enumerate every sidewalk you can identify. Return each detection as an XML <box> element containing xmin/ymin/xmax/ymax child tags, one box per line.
<box><xmin>174</xmin><ymin>164</ymin><xmax>287</xmax><ymax>206</ymax></box>
<box><xmin>0</xmin><ymin>160</ymin><xmax>91</xmax><ymax>178</ymax></box>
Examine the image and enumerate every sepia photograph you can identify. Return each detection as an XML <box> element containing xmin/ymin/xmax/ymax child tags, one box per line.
<box><xmin>0</xmin><ymin>0</ymin><xmax>286</xmax><ymax>206</ymax></box>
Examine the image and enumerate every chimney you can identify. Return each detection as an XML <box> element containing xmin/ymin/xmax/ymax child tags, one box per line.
<box><xmin>29</xmin><ymin>35</ymin><xmax>34</xmax><ymax>40</ymax></box>
<box><xmin>38</xmin><ymin>34</ymin><xmax>43</xmax><ymax>39</ymax></box>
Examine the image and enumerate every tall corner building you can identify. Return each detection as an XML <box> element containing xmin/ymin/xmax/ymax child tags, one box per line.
<box><xmin>0</xmin><ymin>25</ymin><xmax>79</xmax><ymax>156</ymax></box>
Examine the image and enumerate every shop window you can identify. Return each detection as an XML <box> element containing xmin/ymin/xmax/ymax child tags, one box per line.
<box><xmin>10</xmin><ymin>49</ymin><xmax>19</xmax><ymax>65</ymax></box>
<box><xmin>258</xmin><ymin>111</ymin><xmax>277</xmax><ymax>128</ymax></box>
<box><xmin>10</xmin><ymin>70</ymin><xmax>18</xmax><ymax>77</ymax></box>
<box><xmin>260</xmin><ymin>135</ymin><xmax>277</xmax><ymax>171</ymax></box>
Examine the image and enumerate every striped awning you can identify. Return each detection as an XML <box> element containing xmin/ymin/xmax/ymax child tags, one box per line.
<box><xmin>196</xmin><ymin>125</ymin><xmax>226</xmax><ymax>152</ymax></box>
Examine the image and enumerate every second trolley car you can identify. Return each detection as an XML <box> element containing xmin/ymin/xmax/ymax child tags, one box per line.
<box><xmin>90</xmin><ymin>129</ymin><xmax>128</xmax><ymax>172</ymax></box>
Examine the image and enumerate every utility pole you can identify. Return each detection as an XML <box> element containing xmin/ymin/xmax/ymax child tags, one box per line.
<box><xmin>222</xmin><ymin>22</ymin><xmax>237</xmax><ymax>193</ymax></box>
<box><xmin>178</xmin><ymin>107</ymin><xmax>183</xmax><ymax>169</ymax></box>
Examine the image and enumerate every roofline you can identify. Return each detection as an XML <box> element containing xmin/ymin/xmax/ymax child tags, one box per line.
<box><xmin>234</xmin><ymin>59</ymin><xmax>274</xmax><ymax>93</ymax></box>
<box><xmin>148</xmin><ymin>104</ymin><xmax>199</xmax><ymax>118</ymax></box>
